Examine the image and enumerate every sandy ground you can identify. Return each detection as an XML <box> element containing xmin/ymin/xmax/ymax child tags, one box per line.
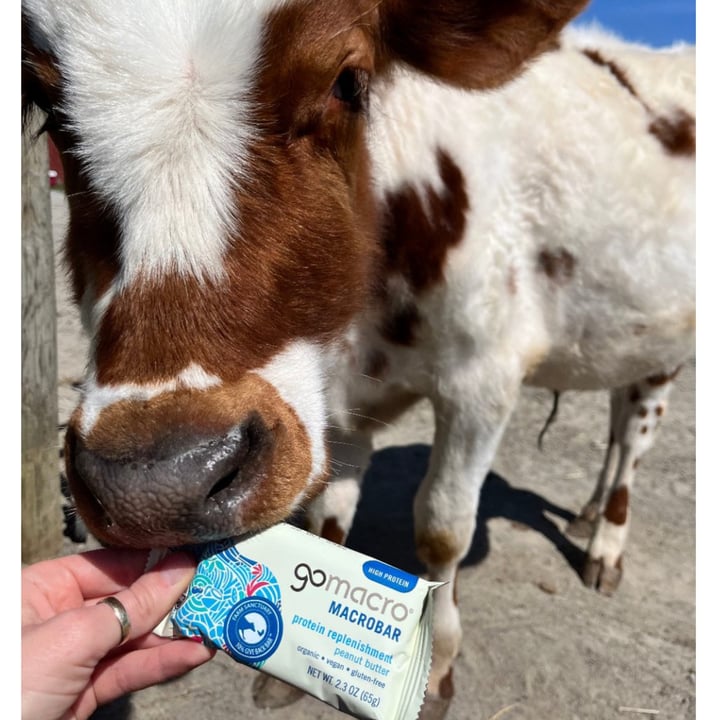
<box><xmin>49</xmin><ymin>189</ymin><xmax>696</xmax><ymax>720</ymax></box>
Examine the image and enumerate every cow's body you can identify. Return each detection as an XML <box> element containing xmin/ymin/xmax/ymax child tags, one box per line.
<box><xmin>303</xmin><ymin>28</ymin><xmax>696</xmax><ymax>699</ymax></box>
<box><xmin>22</xmin><ymin>2</ymin><xmax>694</xmax><ymax>714</ymax></box>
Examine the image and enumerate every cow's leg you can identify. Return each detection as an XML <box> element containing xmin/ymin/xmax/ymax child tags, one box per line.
<box><xmin>415</xmin><ymin>376</ymin><xmax>519</xmax><ymax>718</ymax></box>
<box><xmin>583</xmin><ymin>372</ymin><xmax>677</xmax><ymax>595</ymax></box>
<box><xmin>567</xmin><ymin>390</ymin><xmax>624</xmax><ymax>538</ymax></box>
<box><xmin>304</xmin><ymin>425</ymin><xmax>374</xmax><ymax>544</ymax></box>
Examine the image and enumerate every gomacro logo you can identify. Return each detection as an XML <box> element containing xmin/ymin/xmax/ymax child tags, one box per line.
<box><xmin>291</xmin><ymin>563</ymin><xmax>411</xmax><ymax>622</ymax></box>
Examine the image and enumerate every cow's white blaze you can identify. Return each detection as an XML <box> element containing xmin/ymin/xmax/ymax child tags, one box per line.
<box><xmin>79</xmin><ymin>363</ymin><xmax>222</xmax><ymax>436</ymax></box>
<box><xmin>24</xmin><ymin>0</ymin><xmax>289</xmax><ymax>285</ymax></box>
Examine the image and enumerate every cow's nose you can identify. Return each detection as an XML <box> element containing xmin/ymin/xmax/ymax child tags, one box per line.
<box><xmin>66</xmin><ymin>415</ymin><xmax>272</xmax><ymax>547</ymax></box>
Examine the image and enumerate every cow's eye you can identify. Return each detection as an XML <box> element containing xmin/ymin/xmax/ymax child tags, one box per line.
<box><xmin>331</xmin><ymin>67</ymin><xmax>369</xmax><ymax>113</ymax></box>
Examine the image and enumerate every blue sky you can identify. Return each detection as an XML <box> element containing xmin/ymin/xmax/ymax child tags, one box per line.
<box><xmin>572</xmin><ymin>0</ymin><xmax>696</xmax><ymax>47</ymax></box>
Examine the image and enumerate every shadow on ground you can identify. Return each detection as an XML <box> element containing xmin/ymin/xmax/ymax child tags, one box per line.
<box><xmin>347</xmin><ymin>443</ymin><xmax>585</xmax><ymax>579</ymax></box>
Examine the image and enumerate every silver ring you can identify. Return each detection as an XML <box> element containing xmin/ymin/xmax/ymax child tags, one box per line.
<box><xmin>97</xmin><ymin>596</ymin><xmax>132</xmax><ymax>645</ymax></box>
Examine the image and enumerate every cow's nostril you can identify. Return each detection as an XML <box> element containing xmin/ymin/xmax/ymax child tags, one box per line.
<box><xmin>203</xmin><ymin>416</ymin><xmax>267</xmax><ymax>501</ymax></box>
<box><xmin>206</xmin><ymin>470</ymin><xmax>239</xmax><ymax>500</ymax></box>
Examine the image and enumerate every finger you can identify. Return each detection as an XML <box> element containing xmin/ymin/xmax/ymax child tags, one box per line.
<box><xmin>66</xmin><ymin>547</ymin><xmax>152</xmax><ymax>594</ymax></box>
<box><xmin>96</xmin><ymin>551</ymin><xmax>197</xmax><ymax>644</ymax></box>
<box><xmin>106</xmin><ymin>631</ymin><xmax>180</xmax><ymax>655</ymax></box>
<box><xmin>105</xmin><ymin>626</ymin><xmax>207</xmax><ymax>657</ymax></box>
<box><xmin>80</xmin><ymin>640</ymin><xmax>216</xmax><ymax>715</ymax></box>
<box><xmin>23</xmin><ymin>548</ymin><xmax>152</xmax><ymax>606</ymax></box>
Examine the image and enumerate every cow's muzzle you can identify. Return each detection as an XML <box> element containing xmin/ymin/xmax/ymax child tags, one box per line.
<box><xmin>63</xmin><ymin>378</ymin><xmax>323</xmax><ymax>548</ymax></box>
<box><xmin>66</xmin><ymin>415</ymin><xmax>272</xmax><ymax>548</ymax></box>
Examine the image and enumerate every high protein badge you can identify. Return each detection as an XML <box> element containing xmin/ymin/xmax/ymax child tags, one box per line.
<box><xmin>153</xmin><ymin>523</ymin><xmax>442</xmax><ymax>720</ymax></box>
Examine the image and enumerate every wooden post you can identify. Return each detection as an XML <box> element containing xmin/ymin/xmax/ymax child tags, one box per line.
<box><xmin>22</xmin><ymin>113</ymin><xmax>62</xmax><ymax>564</ymax></box>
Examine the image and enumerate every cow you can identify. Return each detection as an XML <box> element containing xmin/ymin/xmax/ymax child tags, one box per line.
<box><xmin>22</xmin><ymin>0</ymin><xmax>695</xmax><ymax>715</ymax></box>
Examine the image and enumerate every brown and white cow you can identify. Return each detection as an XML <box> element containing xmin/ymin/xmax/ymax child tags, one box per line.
<box><xmin>22</xmin><ymin>0</ymin><xmax>695</xmax><ymax>713</ymax></box>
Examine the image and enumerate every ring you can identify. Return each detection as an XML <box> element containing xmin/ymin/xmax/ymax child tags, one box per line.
<box><xmin>97</xmin><ymin>596</ymin><xmax>132</xmax><ymax>645</ymax></box>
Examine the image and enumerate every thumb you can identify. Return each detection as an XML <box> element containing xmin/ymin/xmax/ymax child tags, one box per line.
<box><xmin>94</xmin><ymin>551</ymin><xmax>197</xmax><ymax>649</ymax></box>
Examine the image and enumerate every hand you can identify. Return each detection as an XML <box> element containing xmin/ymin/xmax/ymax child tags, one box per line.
<box><xmin>22</xmin><ymin>548</ymin><xmax>216</xmax><ymax>720</ymax></box>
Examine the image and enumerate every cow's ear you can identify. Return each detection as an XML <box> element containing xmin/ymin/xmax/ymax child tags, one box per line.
<box><xmin>378</xmin><ymin>0</ymin><xmax>589</xmax><ymax>89</ymax></box>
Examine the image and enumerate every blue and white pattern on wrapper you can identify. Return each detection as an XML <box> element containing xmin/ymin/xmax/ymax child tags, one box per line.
<box><xmin>171</xmin><ymin>539</ymin><xmax>283</xmax><ymax>668</ymax></box>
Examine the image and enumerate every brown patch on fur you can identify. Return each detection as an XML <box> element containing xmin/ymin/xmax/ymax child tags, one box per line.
<box><xmin>582</xmin><ymin>49</ymin><xmax>640</xmax><ymax>100</ymax></box>
<box><xmin>604</xmin><ymin>486</ymin><xmax>629</xmax><ymax>525</ymax></box>
<box><xmin>633</xmin><ymin>458</ymin><xmax>640</xmax><ymax>469</ymax></box>
<box><xmin>380</xmin><ymin>0</ymin><xmax>589</xmax><ymax>91</ymax></box>
<box><xmin>646</xmin><ymin>366</ymin><xmax>682</xmax><ymax>386</ymax></box>
<box><xmin>320</xmin><ymin>517</ymin><xmax>346</xmax><ymax>545</ymax></box>
<box><xmin>649</xmin><ymin>110</ymin><xmax>696</xmax><ymax>156</ymax></box>
<box><xmin>452</xmin><ymin>572</ymin><xmax>459</xmax><ymax>607</ymax></box>
<box><xmin>377</xmin><ymin>147</ymin><xmax>469</xmax><ymax>348</ymax></box>
<box><xmin>438</xmin><ymin>667</ymin><xmax>454</xmax><ymax>700</ymax></box>
<box><xmin>640</xmin><ymin>425</ymin><xmax>648</xmax><ymax>434</ymax></box>
<box><xmin>538</xmin><ymin>248</ymin><xmax>576</xmax><ymax>284</ymax></box>
<box><xmin>656</xmin><ymin>405</ymin><xmax>665</xmax><ymax>417</ymax></box>
<box><xmin>416</xmin><ymin>529</ymin><xmax>463</xmax><ymax>568</ymax></box>
<box><xmin>582</xmin><ymin>49</ymin><xmax>695</xmax><ymax>158</ymax></box>
<box><xmin>381</xmin><ymin>149</ymin><xmax>469</xmax><ymax>294</ymax></box>
<box><xmin>628</xmin><ymin>386</ymin><xmax>641</xmax><ymax>403</ymax></box>
<box><xmin>638</xmin><ymin>406</ymin><xmax>649</xmax><ymax>418</ymax></box>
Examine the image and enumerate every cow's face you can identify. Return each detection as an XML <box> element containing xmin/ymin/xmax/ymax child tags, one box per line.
<box><xmin>23</xmin><ymin>0</ymin><xmax>587</xmax><ymax>548</ymax></box>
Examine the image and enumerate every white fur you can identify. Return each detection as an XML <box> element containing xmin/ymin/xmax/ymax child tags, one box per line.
<box><xmin>589</xmin><ymin>516</ymin><xmax>629</xmax><ymax>565</ymax></box>
<box><xmin>254</xmin><ymin>340</ymin><xmax>329</xmax><ymax>494</ymax></box>
<box><xmin>79</xmin><ymin>363</ymin><xmax>221</xmax><ymax>436</ymax></box>
<box><xmin>79</xmin><ymin>281</ymin><xmax>116</xmax><ymax>341</ymax></box>
<box><xmin>24</xmin><ymin>0</ymin><xmax>288</xmax><ymax>285</ymax></box>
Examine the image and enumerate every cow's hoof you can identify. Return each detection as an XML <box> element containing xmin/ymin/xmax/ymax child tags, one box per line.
<box><xmin>582</xmin><ymin>555</ymin><xmax>622</xmax><ymax>596</ymax></box>
<box><xmin>419</xmin><ymin>693</ymin><xmax>452</xmax><ymax>720</ymax></box>
<box><xmin>251</xmin><ymin>674</ymin><xmax>305</xmax><ymax>708</ymax></box>
<box><xmin>419</xmin><ymin>667</ymin><xmax>453</xmax><ymax>720</ymax></box>
<box><xmin>566</xmin><ymin>515</ymin><xmax>595</xmax><ymax>539</ymax></box>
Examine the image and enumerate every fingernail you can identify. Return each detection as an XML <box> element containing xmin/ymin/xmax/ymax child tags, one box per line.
<box><xmin>158</xmin><ymin>552</ymin><xmax>196</xmax><ymax>585</ymax></box>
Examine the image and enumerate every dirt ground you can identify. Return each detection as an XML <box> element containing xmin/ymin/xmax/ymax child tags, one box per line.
<box><xmin>49</xmin><ymin>189</ymin><xmax>696</xmax><ymax>720</ymax></box>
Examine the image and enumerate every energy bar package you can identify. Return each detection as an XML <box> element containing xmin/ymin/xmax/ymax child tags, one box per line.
<box><xmin>152</xmin><ymin>523</ymin><xmax>441</xmax><ymax>720</ymax></box>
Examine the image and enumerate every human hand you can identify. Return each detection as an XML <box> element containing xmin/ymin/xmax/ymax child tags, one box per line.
<box><xmin>22</xmin><ymin>548</ymin><xmax>216</xmax><ymax>720</ymax></box>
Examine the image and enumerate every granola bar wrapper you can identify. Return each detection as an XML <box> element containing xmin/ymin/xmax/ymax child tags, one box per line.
<box><xmin>152</xmin><ymin>523</ymin><xmax>441</xmax><ymax>720</ymax></box>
